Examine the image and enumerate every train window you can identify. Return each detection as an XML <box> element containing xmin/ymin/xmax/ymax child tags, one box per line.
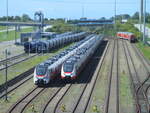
<box><xmin>63</xmin><ymin>63</ymin><xmax>74</xmax><ymax>72</ymax></box>
<box><xmin>36</xmin><ymin>65</ymin><xmax>47</xmax><ymax>75</ymax></box>
<box><xmin>49</xmin><ymin>69</ymin><xmax>52</xmax><ymax>73</ymax></box>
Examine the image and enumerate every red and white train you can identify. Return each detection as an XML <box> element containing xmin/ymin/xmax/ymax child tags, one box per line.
<box><xmin>61</xmin><ymin>35</ymin><xmax>103</xmax><ymax>80</ymax></box>
<box><xmin>117</xmin><ymin>32</ymin><xmax>136</xmax><ymax>43</ymax></box>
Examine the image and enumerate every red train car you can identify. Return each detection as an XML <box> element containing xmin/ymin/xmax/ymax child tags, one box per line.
<box><xmin>117</xmin><ymin>32</ymin><xmax>136</xmax><ymax>43</ymax></box>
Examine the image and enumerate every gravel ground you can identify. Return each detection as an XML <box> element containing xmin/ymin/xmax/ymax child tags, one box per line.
<box><xmin>147</xmin><ymin>88</ymin><xmax>150</xmax><ymax>105</ymax></box>
<box><xmin>0</xmin><ymin>40</ymin><xmax>24</xmax><ymax>60</ymax></box>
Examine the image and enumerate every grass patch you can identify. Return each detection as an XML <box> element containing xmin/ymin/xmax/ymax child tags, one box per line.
<box><xmin>136</xmin><ymin>41</ymin><xmax>150</xmax><ymax>60</ymax></box>
<box><xmin>0</xmin><ymin>26</ymin><xmax>6</xmax><ymax>30</ymax></box>
<box><xmin>120</xmin><ymin>72</ymin><xmax>135</xmax><ymax>113</ymax></box>
<box><xmin>120</xmin><ymin>73</ymin><xmax>133</xmax><ymax>106</ymax></box>
<box><xmin>0</xmin><ymin>44</ymin><xmax>72</xmax><ymax>85</ymax></box>
<box><xmin>0</xmin><ymin>26</ymin><xmax>12</xmax><ymax>30</ymax></box>
<box><xmin>0</xmin><ymin>27</ymin><xmax>33</xmax><ymax>42</ymax></box>
<box><xmin>147</xmin><ymin>24</ymin><xmax>150</xmax><ymax>28</ymax></box>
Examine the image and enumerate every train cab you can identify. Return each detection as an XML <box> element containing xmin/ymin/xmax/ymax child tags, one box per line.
<box><xmin>61</xmin><ymin>60</ymin><xmax>77</xmax><ymax>80</ymax></box>
<box><xmin>34</xmin><ymin>64</ymin><xmax>49</xmax><ymax>85</ymax></box>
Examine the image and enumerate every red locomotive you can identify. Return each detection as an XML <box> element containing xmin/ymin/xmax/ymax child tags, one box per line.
<box><xmin>117</xmin><ymin>32</ymin><xmax>136</xmax><ymax>43</ymax></box>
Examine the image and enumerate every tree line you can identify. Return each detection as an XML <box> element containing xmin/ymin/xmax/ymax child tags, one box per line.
<box><xmin>0</xmin><ymin>12</ymin><xmax>149</xmax><ymax>23</ymax></box>
<box><xmin>0</xmin><ymin>14</ymin><xmax>32</xmax><ymax>22</ymax></box>
<box><xmin>115</xmin><ymin>12</ymin><xmax>150</xmax><ymax>23</ymax></box>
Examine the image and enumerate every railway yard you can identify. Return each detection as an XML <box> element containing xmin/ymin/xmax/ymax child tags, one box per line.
<box><xmin>0</xmin><ymin>34</ymin><xmax>149</xmax><ymax>113</ymax></box>
<box><xmin>0</xmin><ymin>0</ymin><xmax>150</xmax><ymax>112</ymax></box>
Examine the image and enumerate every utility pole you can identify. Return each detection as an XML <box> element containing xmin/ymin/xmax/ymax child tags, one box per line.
<box><xmin>5</xmin><ymin>49</ymin><xmax>8</xmax><ymax>101</ymax></box>
<box><xmin>15</xmin><ymin>26</ymin><xmax>17</xmax><ymax>44</ymax></box>
<box><xmin>143</xmin><ymin>0</ymin><xmax>146</xmax><ymax>44</ymax></box>
<box><xmin>114</xmin><ymin>0</ymin><xmax>117</xmax><ymax>38</ymax></box>
<box><xmin>140</xmin><ymin>0</ymin><xmax>143</xmax><ymax>40</ymax></box>
<box><xmin>29</xmin><ymin>43</ymin><xmax>30</xmax><ymax>55</ymax></box>
<box><xmin>6</xmin><ymin>0</ymin><xmax>8</xmax><ymax>34</ymax></box>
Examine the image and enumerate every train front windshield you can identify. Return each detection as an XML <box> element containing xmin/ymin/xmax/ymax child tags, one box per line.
<box><xmin>63</xmin><ymin>63</ymin><xmax>74</xmax><ymax>72</ymax></box>
<box><xmin>36</xmin><ymin>65</ymin><xmax>47</xmax><ymax>75</ymax></box>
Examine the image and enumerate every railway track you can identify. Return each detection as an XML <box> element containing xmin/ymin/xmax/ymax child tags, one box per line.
<box><xmin>42</xmin><ymin>84</ymin><xmax>72</xmax><ymax>113</ymax></box>
<box><xmin>0</xmin><ymin>44</ymin><xmax>77</xmax><ymax>103</ymax></box>
<box><xmin>104</xmin><ymin>38</ymin><xmax>120</xmax><ymax>113</ymax></box>
<box><xmin>50</xmin><ymin>40</ymin><xmax>109</xmax><ymax>113</ymax></box>
<box><xmin>52</xmin><ymin>57</ymin><xmax>99</xmax><ymax>113</ymax></box>
<box><xmin>132</xmin><ymin>44</ymin><xmax>150</xmax><ymax>66</ymax></box>
<box><xmin>122</xmin><ymin>40</ymin><xmax>149</xmax><ymax>113</ymax></box>
<box><xmin>0</xmin><ymin>74</ymin><xmax>33</xmax><ymax>99</ymax></box>
<box><xmin>7</xmin><ymin>87</ymin><xmax>45</xmax><ymax>113</ymax></box>
<box><xmin>17</xmin><ymin>39</ymin><xmax>103</xmax><ymax>113</ymax></box>
<box><xmin>6</xmin><ymin>77</ymin><xmax>72</xmax><ymax>113</ymax></box>
<box><xmin>0</xmin><ymin>66</ymin><xmax>34</xmax><ymax>93</ymax></box>
<box><xmin>0</xmin><ymin>53</ymin><xmax>38</xmax><ymax>71</ymax></box>
<box><xmin>131</xmin><ymin>43</ymin><xmax>150</xmax><ymax>101</ymax></box>
<box><xmin>5</xmin><ymin>39</ymin><xmax>119</xmax><ymax>113</ymax></box>
<box><xmin>73</xmin><ymin>40</ymin><xmax>109</xmax><ymax>113</ymax></box>
<box><xmin>0</xmin><ymin>53</ymin><xmax>26</xmax><ymax>65</ymax></box>
<box><xmin>52</xmin><ymin>82</ymin><xmax>87</xmax><ymax>113</ymax></box>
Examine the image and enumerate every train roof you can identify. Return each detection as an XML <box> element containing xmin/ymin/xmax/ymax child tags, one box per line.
<box><xmin>64</xmin><ymin>59</ymin><xmax>76</xmax><ymax>65</ymax></box>
<box><xmin>117</xmin><ymin>32</ymin><xmax>134</xmax><ymax>35</ymax></box>
<box><xmin>44</xmin><ymin>60</ymin><xmax>53</xmax><ymax>65</ymax></box>
<box><xmin>37</xmin><ymin>63</ymin><xmax>47</xmax><ymax>68</ymax></box>
<box><xmin>64</xmin><ymin>35</ymin><xmax>101</xmax><ymax>65</ymax></box>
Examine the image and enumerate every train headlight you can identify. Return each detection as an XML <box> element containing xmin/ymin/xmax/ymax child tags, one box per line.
<box><xmin>62</xmin><ymin>73</ymin><xmax>65</xmax><ymax>77</ymax></box>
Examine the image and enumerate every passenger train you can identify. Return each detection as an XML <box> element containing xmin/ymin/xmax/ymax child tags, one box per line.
<box><xmin>117</xmin><ymin>32</ymin><xmax>136</xmax><ymax>43</ymax></box>
<box><xmin>61</xmin><ymin>35</ymin><xmax>104</xmax><ymax>80</ymax></box>
<box><xmin>24</xmin><ymin>32</ymin><xmax>88</xmax><ymax>53</ymax></box>
<box><xmin>33</xmin><ymin>34</ymin><xmax>95</xmax><ymax>85</ymax></box>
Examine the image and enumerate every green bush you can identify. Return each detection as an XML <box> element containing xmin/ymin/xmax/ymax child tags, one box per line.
<box><xmin>46</xmin><ymin>22</ymin><xmax>74</xmax><ymax>33</ymax></box>
<box><xmin>116</xmin><ymin>21</ymin><xmax>142</xmax><ymax>39</ymax></box>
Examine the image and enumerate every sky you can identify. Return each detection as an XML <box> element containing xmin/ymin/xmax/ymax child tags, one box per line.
<box><xmin>0</xmin><ymin>0</ymin><xmax>149</xmax><ymax>19</ymax></box>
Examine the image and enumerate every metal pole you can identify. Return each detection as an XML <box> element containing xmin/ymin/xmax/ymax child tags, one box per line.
<box><xmin>15</xmin><ymin>26</ymin><xmax>17</xmax><ymax>44</ymax></box>
<box><xmin>140</xmin><ymin>0</ymin><xmax>144</xmax><ymax>40</ymax></box>
<box><xmin>114</xmin><ymin>0</ymin><xmax>117</xmax><ymax>38</ymax></box>
<box><xmin>5</xmin><ymin>49</ymin><xmax>8</xmax><ymax>101</ymax></box>
<box><xmin>143</xmin><ymin>0</ymin><xmax>146</xmax><ymax>44</ymax></box>
<box><xmin>6</xmin><ymin>0</ymin><xmax>8</xmax><ymax>34</ymax></box>
<box><xmin>36</xmin><ymin>42</ymin><xmax>37</xmax><ymax>54</ymax></box>
<box><xmin>29</xmin><ymin>42</ymin><xmax>30</xmax><ymax>55</ymax></box>
<box><xmin>42</xmin><ymin>43</ymin><xmax>43</xmax><ymax>55</ymax></box>
<box><xmin>5</xmin><ymin>0</ymin><xmax>9</xmax><ymax>100</ymax></box>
